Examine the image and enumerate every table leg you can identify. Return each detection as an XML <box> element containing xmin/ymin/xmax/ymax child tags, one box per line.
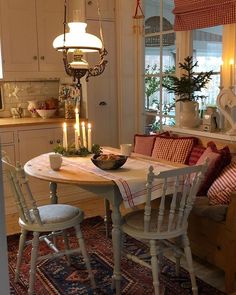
<box><xmin>104</xmin><ymin>199</ymin><xmax>112</xmax><ymax>238</ymax></box>
<box><xmin>49</xmin><ymin>182</ymin><xmax>58</xmax><ymax>204</ymax></box>
<box><xmin>110</xmin><ymin>188</ymin><xmax>122</xmax><ymax>295</ymax></box>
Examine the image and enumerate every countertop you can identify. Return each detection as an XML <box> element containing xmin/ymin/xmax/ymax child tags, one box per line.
<box><xmin>0</xmin><ymin>117</ymin><xmax>78</xmax><ymax>128</ymax></box>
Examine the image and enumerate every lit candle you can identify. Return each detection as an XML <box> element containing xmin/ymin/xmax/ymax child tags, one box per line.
<box><xmin>74</xmin><ymin>124</ymin><xmax>79</xmax><ymax>150</ymax></box>
<box><xmin>220</xmin><ymin>60</ymin><xmax>223</xmax><ymax>88</ymax></box>
<box><xmin>87</xmin><ymin>123</ymin><xmax>92</xmax><ymax>151</ymax></box>
<box><xmin>230</xmin><ymin>59</ymin><xmax>234</xmax><ymax>88</ymax></box>
<box><xmin>75</xmin><ymin>107</ymin><xmax>80</xmax><ymax>136</ymax></box>
<box><xmin>63</xmin><ymin>122</ymin><xmax>68</xmax><ymax>151</ymax></box>
<box><xmin>81</xmin><ymin>121</ymin><xmax>87</xmax><ymax>148</ymax></box>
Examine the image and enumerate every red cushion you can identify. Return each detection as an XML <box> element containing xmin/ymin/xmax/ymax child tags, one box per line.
<box><xmin>196</xmin><ymin>142</ymin><xmax>231</xmax><ymax>196</ymax></box>
<box><xmin>207</xmin><ymin>162</ymin><xmax>236</xmax><ymax>205</ymax></box>
<box><xmin>133</xmin><ymin>132</ymin><xmax>170</xmax><ymax>156</ymax></box>
<box><xmin>188</xmin><ymin>145</ymin><xmax>206</xmax><ymax>165</ymax></box>
<box><xmin>151</xmin><ymin>136</ymin><xmax>197</xmax><ymax>164</ymax></box>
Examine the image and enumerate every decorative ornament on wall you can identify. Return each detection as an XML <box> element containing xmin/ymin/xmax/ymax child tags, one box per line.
<box><xmin>217</xmin><ymin>88</ymin><xmax>236</xmax><ymax>135</ymax></box>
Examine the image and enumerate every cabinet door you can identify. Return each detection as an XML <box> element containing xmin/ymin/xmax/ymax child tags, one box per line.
<box><xmin>36</xmin><ymin>0</ymin><xmax>65</xmax><ymax>72</ymax></box>
<box><xmin>85</xmin><ymin>0</ymin><xmax>115</xmax><ymax>20</ymax></box>
<box><xmin>0</xmin><ymin>0</ymin><xmax>38</xmax><ymax>72</ymax></box>
<box><xmin>86</xmin><ymin>20</ymin><xmax>118</xmax><ymax>147</ymax></box>
<box><xmin>18</xmin><ymin>128</ymin><xmax>55</xmax><ymax>164</ymax></box>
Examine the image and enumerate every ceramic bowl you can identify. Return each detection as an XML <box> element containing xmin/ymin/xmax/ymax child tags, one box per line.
<box><xmin>36</xmin><ymin>109</ymin><xmax>56</xmax><ymax>119</ymax></box>
<box><xmin>91</xmin><ymin>154</ymin><xmax>128</xmax><ymax>170</ymax></box>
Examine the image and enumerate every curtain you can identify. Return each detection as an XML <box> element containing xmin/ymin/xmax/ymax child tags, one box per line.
<box><xmin>173</xmin><ymin>0</ymin><xmax>236</xmax><ymax>31</ymax></box>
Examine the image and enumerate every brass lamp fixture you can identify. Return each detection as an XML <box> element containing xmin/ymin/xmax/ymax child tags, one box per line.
<box><xmin>53</xmin><ymin>0</ymin><xmax>108</xmax><ymax>90</ymax></box>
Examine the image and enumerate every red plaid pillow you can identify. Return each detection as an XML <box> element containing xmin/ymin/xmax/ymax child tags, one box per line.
<box><xmin>151</xmin><ymin>136</ymin><xmax>197</xmax><ymax>163</ymax></box>
<box><xmin>196</xmin><ymin>142</ymin><xmax>231</xmax><ymax>196</ymax></box>
<box><xmin>133</xmin><ymin>132</ymin><xmax>170</xmax><ymax>156</ymax></box>
<box><xmin>208</xmin><ymin>162</ymin><xmax>236</xmax><ymax>205</ymax></box>
<box><xmin>188</xmin><ymin>145</ymin><xmax>206</xmax><ymax>165</ymax></box>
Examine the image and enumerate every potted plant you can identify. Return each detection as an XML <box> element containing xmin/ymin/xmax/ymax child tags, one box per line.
<box><xmin>162</xmin><ymin>56</ymin><xmax>213</xmax><ymax>128</ymax></box>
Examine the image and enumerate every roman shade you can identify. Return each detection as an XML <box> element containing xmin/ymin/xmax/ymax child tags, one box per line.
<box><xmin>173</xmin><ymin>0</ymin><xmax>236</xmax><ymax>31</ymax></box>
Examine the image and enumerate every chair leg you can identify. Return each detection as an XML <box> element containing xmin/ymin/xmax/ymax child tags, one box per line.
<box><xmin>182</xmin><ymin>234</ymin><xmax>198</xmax><ymax>295</ymax></box>
<box><xmin>74</xmin><ymin>224</ymin><xmax>96</xmax><ymax>289</ymax></box>
<box><xmin>150</xmin><ymin>240</ymin><xmax>160</xmax><ymax>295</ymax></box>
<box><xmin>28</xmin><ymin>231</ymin><xmax>39</xmax><ymax>295</ymax></box>
<box><xmin>15</xmin><ymin>229</ymin><xmax>27</xmax><ymax>283</ymax></box>
<box><xmin>62</xmin><ymin>230</ymin><xmax>71</xmax><ymax>265</ymax></box>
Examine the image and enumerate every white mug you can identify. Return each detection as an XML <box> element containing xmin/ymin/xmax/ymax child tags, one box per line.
<box><xmin>120</xmin><ymin>143</ymin><xmax>133</xmax><ymax>156</ymax></box>
<box><xmin>49</xmin><ymin>153</ymin><xmax>62</xmax><ymax>171</ymax></box>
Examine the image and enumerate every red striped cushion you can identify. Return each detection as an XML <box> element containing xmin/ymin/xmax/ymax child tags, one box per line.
<box><xmin>188</xmin><ymin>145</ymin><xmax>206</xmax><ymax>165</ymax></box>
<box><xmin>151</xmin><ymin>137</ymin><xmax>196</xmax><ymax>163</ymax></box>
<box><xmin>208</xmin><ymin>162</ymin><xmax>236</xmax><ymax>205</ymax></box>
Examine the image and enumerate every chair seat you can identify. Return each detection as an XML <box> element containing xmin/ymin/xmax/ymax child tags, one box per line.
<box><xmin>122</xmin><ymin>209</ymin><xmax>186</xmax><ymax>240</ymax></box>
<box><xmin>19</xmin><ymin>204</ymin><xmax>84</xmax><ymax>231</ymax></box>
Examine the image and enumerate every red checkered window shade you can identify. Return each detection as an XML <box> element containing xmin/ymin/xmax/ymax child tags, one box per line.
<box><xmin>173</xmin><ymin>0</ymin><xmax>236</xmax><ymax>31</ymax></box>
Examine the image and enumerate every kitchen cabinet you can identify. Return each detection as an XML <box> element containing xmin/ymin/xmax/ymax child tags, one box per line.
<box><xmin>85</xmin><ymin>0</ymin><xmax>115</xmax><ymax>20</ymax></box>
<box><xmin>0</xmin><ymin>0</ymin><xmax>65</xmax><ymax>79</ymax></box>
<box><xmin>86</xmin><ymin>19</ymin><xmax>118</xmax><ymax>147</ymax></box>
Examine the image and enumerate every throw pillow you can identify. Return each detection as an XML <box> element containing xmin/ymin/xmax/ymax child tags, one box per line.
<box><xmin>207</xmin><ymin>162</ymin><xmax>236</xmax><ymax>205</ymax></box>
<box><xmin>151</xmin><ymin>136</ymin><xmax>197</xmax><ymax>163</ymax></box>
<box><xmin>133</xmin><ymin>132</ymin><xmax>169</xmax><ymax>156</ymax></box>
<box><xmin>196</xmin><ymin>142</ymin><xmax>231</xmax><ymax>196</ymax></box>
<box><xmin>188</xmin><ymin>145</ymin><xmax>206</xmax><ymax>165</ymax></box>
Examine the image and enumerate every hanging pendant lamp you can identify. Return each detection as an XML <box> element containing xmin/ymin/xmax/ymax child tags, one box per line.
<box><xmin>53</xmin><ymin>0</ymin><xmax>108</xmax><ymax>89</ymax></box>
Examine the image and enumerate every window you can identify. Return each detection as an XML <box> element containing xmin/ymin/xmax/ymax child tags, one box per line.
<box><xmin>144</xmin><ymin>1</ymin><xmax>225</xmax><ymax>132</ymax></box>
<box><xmin>144</xmin><ymin>0</ymin><xmax>176</xmax><ymax>132</ymax></box>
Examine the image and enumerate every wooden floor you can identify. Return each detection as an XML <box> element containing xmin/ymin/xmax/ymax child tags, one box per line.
<box><xmin>75</xmin><ymin>194</ymin><xmax>234</xmax><ymax>294</ymax></box>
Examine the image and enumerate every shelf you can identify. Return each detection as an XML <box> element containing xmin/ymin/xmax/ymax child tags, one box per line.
<box><xmin>163</xmin><ymin>126</ymin><xmax>236</xmax><ymax>142</ymax></box>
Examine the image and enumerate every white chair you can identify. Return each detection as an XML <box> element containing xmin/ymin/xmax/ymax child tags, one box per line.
<box><xmin>121</xmin><ymin>162</ymin><xmax>208</xmax><ymax>295</ymax></box>
<box><xmin>2</xmin><ymin>155</ymin><xmax>96</xmax><ymax>295</ymax></box>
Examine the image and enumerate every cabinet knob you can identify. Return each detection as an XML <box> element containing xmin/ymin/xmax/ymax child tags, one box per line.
<box><xmin>40</xmin><ymin>56</ymin><xmax>45</xmax><ymax>60</ymax></box>
<box><xmin>33</xmin><ymin>56</ymin><xmax>38</xmax><ymax>60</ymax></box>
<box><xmin>56</xmin><ymin>139</ymin><xmax>61</xmax><ymax>144</ymax></box>
<box><xmin>88</xmin><ymin>0</ymin><xmax>93</xmax><ymax>5</ymax></box>
<box><xmin>99</xmin><ymin>101</ymin><xmax>107</xmax><ymax>106</ymax></box>
<box><xmin>49</xmin><ymin>140</ymin><xmax>54</xmax><ymax>144</ymax></box>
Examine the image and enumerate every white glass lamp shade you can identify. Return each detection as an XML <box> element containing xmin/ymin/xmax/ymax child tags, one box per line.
<box><xmin>53</xmin><ymin>22</ymin><xmax>102</xmax><ymax>52</ymax></box>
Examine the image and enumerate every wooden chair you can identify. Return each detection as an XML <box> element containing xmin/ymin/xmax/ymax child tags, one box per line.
<box><xmin>121</xmin><ymin>163</ymin><xmax>208</xmax><ymax>295</ymax></box>
<box><xmin>2</xmin><ymin>155</ymin><xmax>96</xmax><ymax>295</ymax></box>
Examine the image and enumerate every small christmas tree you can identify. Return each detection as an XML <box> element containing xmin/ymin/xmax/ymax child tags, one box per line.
<box><xmin>162</xmin><ymin>56</ymin><xmax>213</xmax><ymax>102</ymax></box>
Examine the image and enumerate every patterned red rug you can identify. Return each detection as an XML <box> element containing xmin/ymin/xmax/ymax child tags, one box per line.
<box><xmin>8</xmin><ymin>216</ymin><xmax>225</xmax><ymax>295</ymax></box>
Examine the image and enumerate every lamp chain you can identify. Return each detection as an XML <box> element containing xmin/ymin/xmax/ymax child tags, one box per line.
<box><xmin>63</xmin><ymin>0</ymin><xmax>67</xmax><ymax>45</ymax></box>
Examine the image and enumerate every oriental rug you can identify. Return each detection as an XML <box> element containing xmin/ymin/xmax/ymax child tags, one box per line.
<box><xmin>8</xmin><ymin>216</ymin><xmax>225</xmax><ymax>295</ymax></box>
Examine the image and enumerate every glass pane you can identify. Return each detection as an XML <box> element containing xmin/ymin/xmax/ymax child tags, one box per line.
<box><xmin>162</xmin><ymin>34</ymin><xmax>176</xmax><ymax>71</ymax></box>
<box><xmin>145</xmin><ymin>76</ymin><xmax>160</xmax><ymax>109</ymax></box>
<box><xmin>163</xmin><ymin>0</ymin><xmax>174</xmax><ymax>28</ymax></box>
<box><xmin>145</xmin><ymin>46</ymin><xmax>160</xmax><ymax>74</ymax></box>
<box><xmin>193</xmin><ymin>26</ymin><xmax>222</xmax><ymax>72</ymax></box>
<box><xmin>193</xmin><ymin>26</ymin><xmax>222</xmax><ymax>106</ymax></box>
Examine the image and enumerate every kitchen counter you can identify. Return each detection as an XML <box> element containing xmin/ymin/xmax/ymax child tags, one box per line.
<box><xmin>0</xmin><ymin>117</ymin><xmax>79</xmax><ymax>128</ymax></box>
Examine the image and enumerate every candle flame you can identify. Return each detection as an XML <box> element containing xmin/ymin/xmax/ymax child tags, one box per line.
<box><xmin>230</xmin><ymin>59</ymin><xmax>234</xmax><ymax>65</ymax></box>
<box><xmin>63</xmin><ymin>122</ymin><xmax>67</xmax><ymax>129</ymax></box>
<box><xmin>88</xmin><ymin>123</ymin><xmax>91</xmax><ymax>129</ymax></box>
<box><xmin>75</xmin><ymin>108</ymin><xmax>78</xmax><ymax>114</ymax></box>
<box><xmin>81</xmin><ymin>121</ymin><xmax>85</xmax><ymax>127</ymax></box>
